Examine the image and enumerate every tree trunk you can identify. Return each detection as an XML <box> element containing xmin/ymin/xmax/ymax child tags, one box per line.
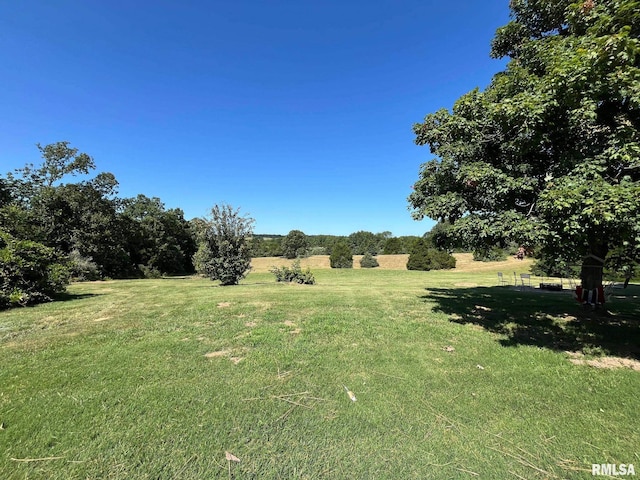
<box><xmin>580</xmin><ymin>243</ymin><xmax>608</xmax><ymax>304</ymax></box>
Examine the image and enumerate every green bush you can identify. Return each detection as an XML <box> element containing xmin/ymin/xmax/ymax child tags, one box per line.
<box><xmin>473</xmin><ymin>247</ymin><xmax>508</xmax><ymax>262</ymax></box>
<box><xmin>68</xmin><ymin>249</ymin><xmax>101</xmax><ymax>281</ymax></box>
<box><xmin>330</xmin><ymin>241</ymin><xmax>353</xmax><ymax>268</ymax></box>
<box><xmin>269</xmin><ymin>261</ymin><xmax>315</xmax><ymax>284</ymax></box>
<box><xmin>0</xmin><ymin>232</ymin><xmax>70</xmax><ymax>308</ymax></box>
<box><xmin>407</xmin><ymin>239</ymin><xmax>456</xmax><ymax>271</ymax></box>
<box><xmin>308</xmin><ymin>246</ymin><xmax>327</xmax><ymax>256</ymax></box>
<box><xmin>139</xmin><ymin>264</ymin><xmax>162</xmax><ymax>279</ymax></box>
<box><xmin>194</xmin><ymin>204</ymin><xmax>254</xmax><ymax>286</ymax></box>
<box><xmin>360</xmin><ymin>252</ymin><xmax>379</xmax><ymax>268</ymax></box>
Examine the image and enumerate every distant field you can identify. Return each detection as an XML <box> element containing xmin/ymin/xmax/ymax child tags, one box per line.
<box><xmin>1</xmin><ymin>266</ymin><xmax>638</xmax><ymax>479</ymax></box>
<box><xmin>251</xmin><ymin>253</ymin><xmax>536</xmax><ymax>274</ymax></box>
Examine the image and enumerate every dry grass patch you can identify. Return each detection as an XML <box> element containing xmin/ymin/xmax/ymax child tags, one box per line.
<box><xmin>453</xmin><ymin>253</ymin><xmax>534</xmax><ymax>273</ymax></box>
<box><xmin>567</xmin><ymin>352</ymin><xmax>640</xmax><ymax>371</ymax></box>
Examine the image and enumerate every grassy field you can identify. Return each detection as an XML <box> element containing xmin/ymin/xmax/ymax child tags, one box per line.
<box><xmin>1</xmin><ymin>256</ymin><xmax>639</xmax><ymax>479</ymax></box>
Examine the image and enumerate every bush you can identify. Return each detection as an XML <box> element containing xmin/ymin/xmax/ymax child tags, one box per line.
<box><xmin>269</xmin><ymin>261</ymin><xmax>315</xmax><ymax>284</ymax></box>
<box><xmin>0</xmin><ymin>231</ymin><xmax>70</xmax><ymax>308</ymax></box>
<box><xmin>407</xmin><ymin>239</ymin><xmax>456</xmax><ymax>271</ymax></box>
<box><xmin>139</xmin><ymin>264</ymin><xmax>162</xmax><ymax>279</ymax></box>
<box><xmin>473</xmin><ymin>247</ymin><xmax>508</xmax><ymax>262</ymax></box>
<box><xmin>68</xmin><ymin>249</ymin><xmax>101</xmax><ymax>281</ymax></box>
<box><xmin>359</xmin><ymin>252</ymin><xmax>379</xmax><ymax>268</ymax></box>
<box><xmin>194</xmin><ymin>204</ymin><xmax>254</xmax><ymax>286</ymax></box>
<box><xmin>308</xmin><ymin>246</ymin><xmax>326</xmax><ymax>256</ymax></box>
<box><xmin>330</xmin><ymin>241</ymin><xmax>353</xmax><ymax>268</ymax></box>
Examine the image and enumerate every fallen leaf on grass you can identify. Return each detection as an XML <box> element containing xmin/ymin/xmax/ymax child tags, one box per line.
<box><xmin>225</xmin><ymin>451</ymin><xmax>240</xmax><ymax>462</ymax></box>
<box><xmin>442</xmin><ymin>346</ymin><xmax>455</xmax><ymax>352</ymax></box>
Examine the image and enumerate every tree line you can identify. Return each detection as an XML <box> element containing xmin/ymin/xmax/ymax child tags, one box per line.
<box><xmin>0</xmin><ymin>142</ymin><xmax>434</xmax><ymax>307</ymax></box>
<box><xmin>250</xmin><ymin>231</ymin><xmax>422</xmax><ymax>258</ymax></box>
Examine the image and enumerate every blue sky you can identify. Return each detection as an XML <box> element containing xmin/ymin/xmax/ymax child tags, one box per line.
<box><xmin>1</xmin><ymin>0</ymin><xmax>510</xmax><ymax>236</ymax></box>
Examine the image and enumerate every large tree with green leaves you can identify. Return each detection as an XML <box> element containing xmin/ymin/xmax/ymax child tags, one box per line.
<box><xmin>121</xmin><ymin>195</ymin><xmax>196</xmax><ymax>275</ymax></box>
<box><xmin>409</xmin><ymin>0</ymin><xmax>640</xmax><ymax>290</ymax></box>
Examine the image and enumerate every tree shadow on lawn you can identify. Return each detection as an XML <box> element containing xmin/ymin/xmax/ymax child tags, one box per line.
<box><xmin>420</xmin><ymin>285</ymin><xmax>640</xmax><ymax>360</ymax></box>
<box><xmin>53</xmin><ymin>292</ymin><xmax>101</xmax><ymax>303</ymax></box>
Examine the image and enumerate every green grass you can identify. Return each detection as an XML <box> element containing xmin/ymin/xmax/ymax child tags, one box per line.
<box><xmin>1</xmin><ymin>269</ymin><xmax>639</xmax><ymax>479</ymax></box>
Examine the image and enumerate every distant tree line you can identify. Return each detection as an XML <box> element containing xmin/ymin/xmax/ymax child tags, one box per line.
<box><xmin>249</xmin><ymin>231</ymin><xmax>423</xmax><ymax>258</ymax></box>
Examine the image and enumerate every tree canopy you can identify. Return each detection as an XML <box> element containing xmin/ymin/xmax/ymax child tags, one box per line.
<box><xmin>409</xmin><ymin>0</ymin><xmax>640</xmax><ymax>286</ymax></box>
<box><xmin>281</xmin><ymin>229</ymin><xmax>309</xmax><ymax>259</ymax></box>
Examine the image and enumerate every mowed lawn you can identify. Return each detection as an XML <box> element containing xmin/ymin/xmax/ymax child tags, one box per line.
<box><xmin>1</xmin><ymin>256</ymin><xmax>639</xmax><ymax>479</ymax></box>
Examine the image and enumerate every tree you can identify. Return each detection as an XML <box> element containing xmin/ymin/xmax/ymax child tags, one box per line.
<box><xmin>360</xmin><ymin>252</ymin><xmax>379</xmax><ymax>268</ymax></box>
<box><xmin>409</xmin><ymin>0</ymin><xmax>640</xmax><ymax>291</ymax></box>
<box><xmin>383</xmin><ymin>237</ymin><xmax>403</xmax><ymax>254</ymax></box>
<box><xmin>5</xmin><ymin>141</ymin><xmax>95</xmax><ymax>202</ymax></box>
<box><xmin>194</xmin><ymin>204</ymin><xmax>254</xmax><ymax>285</ymax></box>
<box><xmin>2</xmin><ymin>142</ymin><xmax>134</xmax><ymax>279</ymax></box>
<box><xmin>330</xmin><ymin>241</ymin><xmax>353</xmax><ymax>268</ymax></box>
<box><xmin>348</xmin><ymin>230</ymin><xmax>382</xmax><ymax>255</ymax></box>
<box><xmin>281</xmin><ymin>229</ymin><xmax>308</xmax><ymax>259</ymax></box>
<box><xmin>407</xmin><ymin>239</ymin><xmax>456</xmax><ymax>271</ymax></box>
<box><xmin>121</xmin><ymin>195</ymin><xmax>196</xmax><ymax>275</ymax></box>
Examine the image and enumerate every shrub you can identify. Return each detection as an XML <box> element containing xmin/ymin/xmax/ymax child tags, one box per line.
<box><xmin>359</xmin><ymin>252</ymin><xmax>379</xmax><ymax>268</ymax></box>
<box><xmin>139</xmin><ymin>264</ymin><xmax>162</xmax><ymax>279</ymax></box>
<box><xmin>308</xmin><ymin>246</ymin><xmax>326</xmax><ymax>256</ymax></box>
<box><xmin>473</xmin><ymin>247</ymin><xmax>508</xmax><ymax>262</ymax></box>
<box><xmin>0</xmin><ymin>231</ymin><xmax>70</xmax><ymax>308</ymax></box>
<box><xmin>68</xmin><ymin>249</ymin><xmax>101</xmax><ymax>281</ymax></box>
<box><xmin>194</xmin><ymin>204</ymin><xmax>254</xmax><ymax>286</ymax></box>
<box><xmin>269</xmin><ymin>261</ymin><xmax>315</xmax><ymax>284</ymax></box>
<box><xmin>330</xmin><ymin>241</ymin><xmax>353</xmax><ymax>268</ymax></box>
<box><xmin>407</xmin><ymin>239</ymin><xmax>456</xmax><ymax>271</ymax></box>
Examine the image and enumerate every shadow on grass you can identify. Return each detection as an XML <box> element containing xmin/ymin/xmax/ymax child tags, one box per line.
<box><xmin>420</xmin><ymin>285</ymin><xmax>640</xmax><ymax>359</ymax></box>
<box><xmin>53</xmin><ymin>292</ymin><xmax>101</xmax><ymax>303</ymax></box>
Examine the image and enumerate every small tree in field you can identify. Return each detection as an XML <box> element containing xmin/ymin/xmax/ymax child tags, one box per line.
<box><xmin>194</xmin><ymin>204</ymin><xmax>254</xmax><ymax>286</ymax></box>
<box><xmin>282</xmin><ymin>229</ymin><xmax>308</xmax><ymax>259</ymax></box>
<box><xmin>360</xmin><ymin>252</ymin><xmax>379</xmax><ymax>268</ymax></box>
<box><xmin>330</xmin><ymin>241</ymin><xmax>353</xmax><ymax>268</ymax></box>
<box><xmin>407</xmin><ymin>238</ymin><xmax>456</xmax><ymax>271</ymax></box>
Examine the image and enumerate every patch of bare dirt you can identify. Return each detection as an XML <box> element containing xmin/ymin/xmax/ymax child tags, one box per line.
<box><xmin>217</xmin><ymin>302</ymin><xmax>231</xmax><ymax>308</ymax></box>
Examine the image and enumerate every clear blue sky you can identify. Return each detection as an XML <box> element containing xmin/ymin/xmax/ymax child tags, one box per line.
<box><xmin>0</xmin><ymin>0</ymin><xmax>510</xmax><ymax>236</ymax></box>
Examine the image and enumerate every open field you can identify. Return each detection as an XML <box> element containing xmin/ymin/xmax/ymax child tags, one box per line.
<box><xmin>250</xmin><ymin>253</ymin><xmax>536</xmax><ymax>273</ymax></box>
<box><xmin>1</xmin><ymin>263</ymin><xmax>638</xmax><ymax>479</ymax></box>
